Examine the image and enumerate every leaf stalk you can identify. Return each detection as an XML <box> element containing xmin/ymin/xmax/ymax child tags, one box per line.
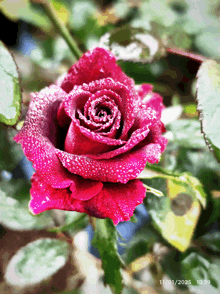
<box><xmin>40</xmin><ymin>0</ymin><xmax>83</xmax><ymax>60</ymax></box>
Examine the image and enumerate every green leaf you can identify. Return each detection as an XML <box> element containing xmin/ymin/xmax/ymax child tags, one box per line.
<box><xmin>125</xmin><ymin>239</ymin><xmax>149</xmax><ymax>265</ymax></box>
<box><xmin>195</xmin><ymin>26</ymin><xmax>220</xmax><ymax>58</ymax></box>
<box><xmin>70</xmin><ymin>0</ymin><xmax>97</xmax><ymax>30</ymax></box>
<box><xmin>184</xmin><ymin>103</ymin><xmax>197</xmax><ymax>115</ymax></box>
<box><xmin>180</xmin><ymin>0</ymin><xmax>220</xmax><ymax>34</ymax></box>
<box><xmin>182</xmin><ymin>253</ymin><xmax>209</xmax><ymax>283</ymax></box>
<box><xmin>174</xmin><ymin>148</ymin><xmax>220</xmax><ymax>190</ymax></box>
<box><xmin>138</xmin><ymin>163</ymin><xmax>179</xmax><ymax>179</ymax></box>
<box><xmin>0</xmin><ymin>0</ymin><xmax>53</xmax><ymax>32</ymax></box>
<box><xmin>163</xmin><ymin>24</ymin><xmax>192</xmax><ymax>50</ymax></box>
<box><xmin>49</xmin><ymin>212</ymin><xmax>88</xmax><ymax>233</ymax></box>
<box><xmin>140</xmin><ymin>0</ymin><xmax>178</xmax><ymax>27</ymax></box>
<box><xmin>113</xmin><ymin>0</ymin><xmax>131</xmax><ymax>19</ymax></box>
<box><xmin>0</xmin><ymin>123</ymin><xmax>23</xmax><ymax>171</ymax></box>
<box><xmin>0</xmin><ymin>0</ymin><xmax>27</xmax><ymax>20</ymax></box>
<box><xmin>0</xmin><ymin>41</ymin><xmax>22</xmax><ymax>125</ymax></box>
<box><xmin>144</xmin><ymin>176</ymin><xmax>202</xmax><ymax>252</ymax></box>
<box><xmin>131</xmin><ymin>19</ymin><xmax>191</xmax><ymax>51</ymax></box>
<box><xmin>196</xmin><ymin>59</ymin><xmax>220</xmax><ymax>161</ymax></box>
<box><xmin>166</xmin><ymin>119</ymin><xmax>206</xmax><ymax>149</ymax></box>
<box><xmin>129</xmin><ymin>215</ymin><xmax>137</xmax><ymax>223</ymax></box>
<box><xmin>200</xmin><ymin>232</ymin><xmax>220</xmax><ymax>252</ymax></box>
<box><xmin>124</xmin><ymin>226</ymin><xmax>160</xmax><ymax>264</ymax></box>
<box><xmin>5</xmin><ymin>238</ymin><xmax>70</xmax><ymax>286</ymax></box>
<box><xmin>99</xmin><ymin>26</ymin><xmax>166</xmax><ymax>63</ymax></box>
<box><xmin>182</xmin><ymin>252</ymin><xmax>220</xmax><ymax>288</ymax></box>
<box><xmin>139</xmin><ymin>164</ymin><xmax>207</xmax><ymax>207</ymax></box>
<box><xmin>0</xmin><ymin>179</ymin><xmax>54</xmax><ymax>230</ymax></box>
<box><xmin>116</xmin><ymin>61</ymin><xmax>157</xmax><ymax>85</ymax></box>
<box><xmin>161</xmin><ymin>251</ymin><xmax>186</xmax><ymax>286</ymax></box>
<box><xmin>92</xmin><ymin>218</ymin><xmax>124</xmax><ymax>294</ymax></box>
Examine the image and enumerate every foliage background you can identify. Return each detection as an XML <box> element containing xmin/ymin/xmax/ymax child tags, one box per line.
<box><xmin>1</xmin><ymin>0</ymin><xmax>220</xmax><ymax>294</ymax></box>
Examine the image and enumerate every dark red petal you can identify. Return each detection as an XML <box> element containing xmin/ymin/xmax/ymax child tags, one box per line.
<box><xmin>30</xmin><ymin>173</ymin><xmax>146</xmax><ymax>225</ymax></box>
<box><xmin>15</xmin><ymin>136</ymin><xmax>75</xmax><ymax>188</ymax></box>
<box><xmin>57</xmin><ymin>89</ymin><xmax>90</xmax><ymax>128</ymax></box>
<box><xmin>61</xmin><ymin>47</ymin><xmax>134</xmax><ymax>93</ymax></box>
<box><xmin>29</xmin><ymin>173</ymin><xmax>80</xmax><ymax>214</ymax></box>
<box><xmin>95</xmin><ymin>180</ymin><xmax>146</xmax><ymax>225</ymax></box>
<box><xmin>70</xmin><ymin>176</ymin><xmax>103</xmax><ymax>201</ymax></box>
<box><xmin>56</xmin><ymin>144</ymin><xmax>160</xmax><ymax>184</ymax></box>
<box><xmin>14</xmin><ymin>86</ymin><xmax>73</xmax><ymax>188</ymax></box>
<box><xmin>64</xmin><ymin>78</ymin><xmax>135</xmax><ymax>140</ymax></box>
<box><xmin>64</xmin><ymin>120</ymin><xmax>116</xmax><ymax>155</ymax></box>
<box><xmin>87</xmin><ymin>125</ymin><xmax>150</xmax><ymax>160</ymax></box>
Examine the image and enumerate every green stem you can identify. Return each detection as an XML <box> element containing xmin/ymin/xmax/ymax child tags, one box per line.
<box><xmin>41</xmin><ymin>0</ymin><xmax>83</xmax><ymax>60</ymax></box>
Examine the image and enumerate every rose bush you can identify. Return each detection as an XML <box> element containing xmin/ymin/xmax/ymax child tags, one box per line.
<box><xmin>14</xmin><ymin>47</ymin><xmax>167</xmax><ymax>225</ymax></box>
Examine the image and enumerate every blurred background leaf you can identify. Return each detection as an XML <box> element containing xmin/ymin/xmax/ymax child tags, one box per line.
<box><xmin>0</xmin><ymin>41</ymin><xmax>22</xmax><ymax>126</ymax></box>
<box><xmin>0</xmin><ymin>178</ymin><xmax>54</xmax><ymax>230</ymax></box>
<box><xmin>4</xmin><ymin>238</ymin><xmax>70</xmax><ymax>286</ymax></box>
<box><xmin>196</xmin><ymin>59</ymin><xmax>220</xmax><ymax>161</ymax></box>
<box><xmin>0</xmin><ymin>124</ymin><xmax>23</xmax><ymax>171</ymax></box>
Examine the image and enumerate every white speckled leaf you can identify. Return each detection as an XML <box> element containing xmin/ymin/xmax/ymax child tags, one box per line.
<box><xmin>0</xmin><ymin>41</ymin><xmax>22</xmax><ymax>125</ymax></box>
<box><xmin>196</xmin><ymin>59</ymin><xmax>220</xmax><ymax>160</ymax></box>
<box><xmin>99</xmin><ymin>26</ymin><xmax>166</xmax><ymax>63</ymax></box>
<box><xmin>5</xmin><ymin>238</ymin><xmax>70</xmax><ymax>286</ymax></box>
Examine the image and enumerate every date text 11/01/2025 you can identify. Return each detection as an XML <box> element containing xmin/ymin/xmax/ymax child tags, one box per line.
<box><xmin>159</xmin><ymin>280</ymin><xmax>211</xmax><ymax>285</ymax></box>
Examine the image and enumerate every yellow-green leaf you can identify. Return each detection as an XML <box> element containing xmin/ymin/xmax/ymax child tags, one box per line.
<box><xmin>144</xmin><ymin>176</ymin><xmax>202</xmax><ymax>252</ymax></box>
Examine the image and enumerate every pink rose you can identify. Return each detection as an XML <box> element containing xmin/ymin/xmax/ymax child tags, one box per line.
<box><xmin>14</xmin><ymin>48</ymin><xmax>167</xmax><ymax>225</ymax></box>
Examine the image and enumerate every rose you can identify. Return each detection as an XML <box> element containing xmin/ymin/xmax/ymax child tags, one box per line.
<box><xmin>14</xmin><ymin>48</ymin><xmax>167</xmax><ymax>225</ymax></box>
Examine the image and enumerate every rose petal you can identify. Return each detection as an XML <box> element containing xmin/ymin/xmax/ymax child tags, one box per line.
<box><xmin>29</xmin><ymin>172</ymin><xmax>79</xmax><ymax>214</ymax></box>
<box><xmin>137</xmin><ymin>84</ymin><xmax>153</xmax><ymax>99</ymax></box>
<box><xmin>64</xmin><ymin>120</ymin><xmax>116</xmax><ymax>155</ymax></box>
<box><xmin>145</xmin><ymin>93</ymin><xmax>165</xmax><ymax>118</ymax></box>
<box><xmin>96</xmin><ymin>180</ymin><xmax>146</xmax><ymax>225</ymax></box>
<box><xmin>15</xmin><ymin>85</ymin><xmax>66</xmax><ymax>143</ymax></box>
<box><xmin>87</xmin><ymin>125</ymin><xmax>150</xmax><ymax>160</ymax></box>
<box><xmin>86</xmin><ymin>103</ymin><xmax>167</xmax><ymax>160</ymax></box>
<box><xmin>57</xmin><ymin>89</ymin><xmax>90</xmax><ymax>128</ymax></box>
<box><xmin>30</xmin><ymin>173</ymin><xmax>146</xmax><ymax>225</ymax></box>
<box><xmin>137</xmin><ymin>84</ymin><xmax>165</xmax><ymax>119</ymax></box>
<box><xmin>61</xmin><ymin>47</ymin><xmax>134</xmax><ymax>93</ymax></box>
<box><xmin>56</xmin><ymin>144</ymin><xmax>161</xmax><ymax>184</ymax></box>
<box><xmin>70</xmin><ymin>176</ymin><xmax>103</xmax><ymax>201</ymax></box>
<box><xmin>64</xmin><ymin>78</ymin><xmax>136</xmax><ymax>140</ymax></box>
<box><xmin>14</xmin><ymin>85</ymin><xmax>74</xmax><ymax>188</ymax></box>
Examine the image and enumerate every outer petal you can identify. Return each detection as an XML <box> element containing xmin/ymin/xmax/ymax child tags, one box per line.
<box><xmin>70</xmin><ymin>176</ymin><xmax>103</xmax><ymax>201</ymax></box>
<box><xmin>56</xmin><ymin>144</ymin><xmax>162</xmax><ymax>184</ymax></box>
<box><xmin>14</xmin><ymin>85</ymin><xmax>73</xmax><ymax>188</ymax></box>
<box><xmin>137</xmin><ymin>84</ymin><xmax>165</xmax><ymax>119</ymax></box>
<box><xmin>30</xmin><ymin>173</ymin><xmax>146</xmax><ymax>225</ymax></box>
<box><xmin>61</xmin><ymin>47</ymin><xmax>134</xmax><ymax>93</ymax></box>
<box><xmin>95</xmin><ymin>180</ymin><xmax>146</xmax><ymax>225</ymax></box>
<box><xmin>137</xmin><ymin>84</ymin><xmax>153</xmax><ymax>99</ymax></box>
